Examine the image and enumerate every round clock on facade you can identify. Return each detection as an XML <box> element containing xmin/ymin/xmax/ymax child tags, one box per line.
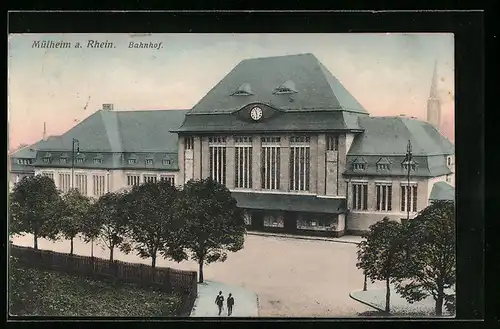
<box><xmin>250</xmin><ymin>106</ymin><xmax>263</xmax><ymax>121</ymax></box>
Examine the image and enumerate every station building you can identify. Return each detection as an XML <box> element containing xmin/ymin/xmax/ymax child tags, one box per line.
<box><xmin>9</xmin><ymin>53</ymin><xmax>455</xmax><ymax>237</ymax></box>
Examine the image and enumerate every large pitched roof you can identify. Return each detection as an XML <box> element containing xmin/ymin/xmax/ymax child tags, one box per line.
<box><xmin>348</xmin><ymin>116</ymin><xmax>455</xmax><ymax>156</ymax></box>
<box><xmin>189</xmin><ymin>53</ymin><xmax>369</xmax><ymax>115</ymax></box>
<box><xmin>36</xmin><ymin>109</ymin><xmax>188</xmax><ymax>153</ymax></box>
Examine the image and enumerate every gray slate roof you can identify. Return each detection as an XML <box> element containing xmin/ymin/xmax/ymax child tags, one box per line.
<box><xmin>429</xmin><ymin>182</ymin><xmax>455</xmax><ymax>201</ymax></box>
<box><xmin>36</xmin><ymin>109</ymin><xmax>188</xmax><ymax>153</ymax></box>
<box><xmin>232</xmin><ymin>192</ymin><xmax>346</xmax><ymax>214</ymax></box>
<box><xmin>175</xmin><ymin>111</ymin><xmax>364</xmax><ymax>134</ymax></box>
<box><xmin>30</xmin><ymin>109</ymin><xmax>187</xmax><ymax>170</ymax></box>
<box><xmin>348</xmin><ymin>116</ymin><xmax>455</xmax><ymax>156</ymax></box>
<box><xmin>343</xmin><ymin>155</ymin><xmax>452</xmax><ymax>178</ymax></box>
<box><xmin>189</xmin><ymin>53</ymin><xmax>369</xmax><ymax>115</ymax></box>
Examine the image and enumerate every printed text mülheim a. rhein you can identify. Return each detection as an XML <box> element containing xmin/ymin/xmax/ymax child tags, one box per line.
<box><xmin>32</xmin><ymin>40</ymin><xmax>115</xmax><ymax>49</ymax></box>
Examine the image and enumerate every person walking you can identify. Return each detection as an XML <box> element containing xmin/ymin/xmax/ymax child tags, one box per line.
<box><xmin>215</xmin><ymin>291</ymin><xmax>224</xmax><ymax>316</ymax></box>
<box><xmin>227</xmin><ymin>293</ymin><xmax>235</xmax><ymax>316</ymax></box>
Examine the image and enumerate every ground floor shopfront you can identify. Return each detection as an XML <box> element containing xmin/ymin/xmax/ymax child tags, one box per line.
<box><xmin>231</xmin><ymin>192</ymin><xmax>347</xmax><ymax>237</ymax></box>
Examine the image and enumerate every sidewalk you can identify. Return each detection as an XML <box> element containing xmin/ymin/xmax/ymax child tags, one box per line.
<box><xmin>190</xmin><ymin>280</ymin><xmax>259</xmax><ymax>317</ymax></box>
<box><xmin>349</xmin><ymin>285</ymin><xmax>454</xmax><ymax>317</ymax></box>
<box><xmin>247</xmin><ymin>231</ymin><xmax>364</xmax><ymax>245</ymax></box>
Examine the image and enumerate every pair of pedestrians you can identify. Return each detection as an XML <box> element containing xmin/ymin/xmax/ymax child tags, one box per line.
<box><xmin>215</xmin><ymin>291</ymin><xmax>235</xmax><ymax>316</ymax></box>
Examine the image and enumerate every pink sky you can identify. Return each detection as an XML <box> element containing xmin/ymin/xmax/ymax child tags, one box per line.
<box><xmin>8</xmin><ymin>33</ymin><xmax>454</xmax><ymax>150</ymax></box>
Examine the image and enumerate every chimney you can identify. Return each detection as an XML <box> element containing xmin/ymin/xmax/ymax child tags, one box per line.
<box><xmin>102</xmin><ymin>103</ymin><xmax>114</xmax><ymax>111</ymax></box>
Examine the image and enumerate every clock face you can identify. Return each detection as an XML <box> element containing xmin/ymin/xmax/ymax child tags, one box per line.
<box><xmin>250</xmin><ymin>106</ymin><xmax>263</xmax><ymax>121</ymax></box>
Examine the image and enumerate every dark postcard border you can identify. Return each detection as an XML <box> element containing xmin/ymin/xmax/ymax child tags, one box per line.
<box><xmin>6</xmin><ymin>11</ymin><xmax>485</xmax><ymax>324</ymax></box>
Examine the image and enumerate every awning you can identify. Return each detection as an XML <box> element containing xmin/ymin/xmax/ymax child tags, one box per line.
<box><xmin>231</xmin><ymin>192</ymin><xmax>346</xmax><ymax>214</ymax></box>
<box><xmin>429</xmin><ymin>182</ymin><xmax>455</xmax><ymax>202</ymax></box>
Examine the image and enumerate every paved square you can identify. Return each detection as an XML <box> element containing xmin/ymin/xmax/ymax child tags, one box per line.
<box><xmin>12</xmin><ymin>233</ymin><xmax>372</xmax><ymax>317</ymax></box>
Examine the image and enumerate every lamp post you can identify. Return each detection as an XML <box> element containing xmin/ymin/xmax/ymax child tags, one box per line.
<box><xmin>71</xmin><ymin>138</ymin><xmax>80</xmax><ymax>190</ymax></box>
<box><xmin>405</xmin><ymin>140</ymin><xmax>412</xmax><ymax>222</ymax></box>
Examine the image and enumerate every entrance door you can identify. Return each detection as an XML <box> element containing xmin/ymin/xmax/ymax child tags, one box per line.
<box><xmin>283</xmin><ymin>211</ymin><xmax>297</xmax><ymax>233</ymax></box>
<box><xmin>251</xmin><ymin>212</ymin><xmax>264</xmax><ymax>230</ymax></box>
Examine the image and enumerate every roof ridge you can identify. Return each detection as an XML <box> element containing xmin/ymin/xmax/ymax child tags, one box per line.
<box><xmin>241</xmin><ymin>52</ymin><xmax>315</xmax><ymax>62</ymax></box>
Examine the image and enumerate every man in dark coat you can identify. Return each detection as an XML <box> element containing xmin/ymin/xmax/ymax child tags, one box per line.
<box><xmin>227</xmin><ymin>293</ymin><xmax>235</xmax><ymax>316</ymax></box>
<box><xmin>215</xmin><ymin>291</ymin><xmax>224</xmax><ymax>316</ymax></box>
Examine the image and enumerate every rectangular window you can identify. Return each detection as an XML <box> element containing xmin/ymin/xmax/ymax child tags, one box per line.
<box><xmin>160</xmin><ymin>175</ymin><xmax>175</xmax><ymax>185</ymax></box>
<box><xmin>376</xmin><ymin>184</ymin><xmax>393</xmax><ymax>211</ymax></box>
<box><xmin>126</xmin><ymin>174</ymin><xmax>140</xmax><ymax>186</ymax></box>
<box><xmin>93</xmin><ymin>158</ymin><xmax>102</xmax><ymax>164</ymax></box>
<box><xmin>128</xmin><ymin>159</ymin><xmax>136</xmax><ymax>165</ymax></box>
<box><xmin>92</xmin><ymin>174</ymin><xmax>105</xmax><ymax>197</ymax></box>
<box><xmin>145</xmin><ymin>159</ymin><xmax>153</xmax><ymax>165</ymax></box>
<box><xmin>326</xmin><ymin>135</ymin><xmax>339</xmax><ymax>151</ymax></box>
<box><xmin>289</xmin><ymin>136</ymin><xmax>310</xmax><ymax>191</ymax></box>
<box><xmin>162</xmin><ymin>159</ymin><xmax>172</xmax><ymax>165</ymax></box>
<box><xmin>43</xmin><ymin>157</ymin><xmax>51</xmax><ymax>164</ymax></box>
<box><xmin>144</xmin><ymin>175</ymin><xmax>157</xmax><ymax>183</ymax></box>
<box><xmin>58</xmin><ymin>173</ymin><xmax>71</xmax><ymax>193</ymax></box>
<box><xmin>76</xmin><ymin>158</ymin><xmax>84</xmax><ymax>164</ymax></box>
<box><xmin>261</xmin><ymin>137</ymin><xmax>281</xmax><ymax>190</ymax></box>
<box><xmin>209</xmin><ymin>137</ymin><xmax>227</xmax><ymax>185</ymax></box>
<box><xmin>75</xmin><ymin>173</ymin><xmax>87</xmax><ymax>195</ymax></box>
<box><xmin>351</xmin><ymin>183</ymin><xmax>368</xmax><ymax>210</ymax></box>
<box><xmin>185</xmin><ymin>137</ymin><xmax>194</xmax><ymax>150</ymax></box>
<box><xmin>41</xmin><ymin>171</ymin><xmax>54</xmax><ymax>181</ymax></box>
<box><xmin>60</xmin><ymin>158</ymin><xmax>68</xmax><ymax>164</ymax></box>
<box><xmin>235</xmin><ymin>136</ymin><xmax>253</xmax><ymax>189</ymax></box>
<box><xmin>401</xmin><ymin>184</ymin><xmax>418</xmax><ymax>213</ymax></box>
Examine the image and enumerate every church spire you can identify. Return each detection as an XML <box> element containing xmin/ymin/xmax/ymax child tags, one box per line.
<box><xmin>429</xmin><ymin>59</ymin><xmax>439</xmax><ymax>98</ymax></box>
<box><xmin>427</xmin><ymin>60</ymin><xmax>441</xmax><ymax>130</ymax></box>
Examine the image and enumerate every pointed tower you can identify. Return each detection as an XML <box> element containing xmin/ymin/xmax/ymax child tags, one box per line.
<box><xmin>427</xmin><ymin>60</ymin><xmax>441</xmax><ymax>130</ymax></box>
<box><xmin>43</xmin><ymin>122</ymin><xmax>47</xmax><ymax>140</ymax></box>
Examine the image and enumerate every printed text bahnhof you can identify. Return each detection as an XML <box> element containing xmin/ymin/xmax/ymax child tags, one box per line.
<box><xmin>32</xmin><ymin>40</ymin><xmax>163</xmax><ymax>50</ymax></box>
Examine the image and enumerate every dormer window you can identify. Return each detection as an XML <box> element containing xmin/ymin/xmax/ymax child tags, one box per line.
<box><xmin>353</xmin><ymin>163</ymin><xmax>366</xmax><ymax>170</ymax></box>
<box><xmin>376</xmin><ymin>157</ymin><xmax>392</xmax><ymax>172</ymax></box>
<box><xmin>352</xmin><ymin>157</ymin><xmax>367</xmax><ymax>171</ymax></box>
<box><xmin>273</xmin><ymin>80</ymin><xmax>298</xmax><ymax>94</ymax></box>
<box><xmin>75</xmin><ymin>153</ymin><xmax>86</xmax><ymax>164</ymax></box>
<box><xmin>402</xmin><ymin>160</ymin><xmax>417</xmax><ymax>172</ymax></box>
<box><xmin>447</xmin><ymin>156</ymin><xmax>452</xmax><ymax>166</ymax></box>
<box><xmin>59</xmin><ymin>153</ymin><xmax>68</xmax><ymax>164</ymax></box>
<box><xmin>93</xmin><ymin>158</ymin><xmax>102</xmax><ymax>165</ymax></box>
<box><xmin>146</xmin><ymin>158</ymin><xmax>154</xmax><ymax>165</ymax></box>
<box><xmin>231</xmin><ymin>83</ymin><xmax>254</xmax><ymax>96</ymax></box>
<box><xmin>43</xmin><ymin>153</ymin><xmax>52</xmax><ymax>164</ymax></box>
<box><xmin>162</xmin><ymin>159</ymin><xmax>172</xmax><ymax>165</ymax></box>
<box><xmin>127</xmin><ymin>154</ymin><xmax>137</xmax><ymax>165</ymax></box>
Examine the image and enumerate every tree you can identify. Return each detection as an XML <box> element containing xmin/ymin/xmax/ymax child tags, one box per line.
<box><xmin>9</xmin><ymin>175</ymin><xmax>61</xmax><ymax>249</ymax></box>
<box><xmin>394</xmin><ymin>200</ymin><xmax>456</xmax><ymax>316</ymax></box>
<box><xmin>84</xmin><ymin>192</ymin><xmax>130</xmax><ymax>261</ymax></box>
<box><xmin>356</xmin><ymin>217</ymin><xmax>406</xmax><ymax>313</ymax></box>
<box><xmin>175</xmin><ymin>178</ymin><xmax>246</xmax><ymax>283</ymax></box>
<box><xmin>125</xmin><ymin>180</ymin><xmax>184</xmax><ymax>268</ymax></box>
<box><xmin>59</xmin><ymin>189</ymin><xmax>91</xmax><ymax>255</ymax></box>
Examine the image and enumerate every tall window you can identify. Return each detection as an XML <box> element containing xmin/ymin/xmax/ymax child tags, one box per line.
<box><xmin>376</xmin><ymin>183</ymin><xmax>393</xmax><ymax>211</ymax></box>
<box><xmin>93</xmin><ymin>174</ymin><xmax>105</xmax><ymax>197</ymax></box>
<box><xmin>352</xmin><ymin>182</ymin><xmax>368</xmax><ymax>210</ymax></box>
<box><xmin>144</xmin><ymin>174</ymin><xmax>157</xmax><ymax>183</ymax></box>
<box><xmin>75</xmin><ymin>173</ymin><xmax>87</xmax><ymax>195</ymax></box>
<box><xmin>235</xmin><ymin>136</ymin><xmax>253</xmax><ymax>189</ymax></box>
<box><xmin>289</xmin><ymin>136</ymin><xmax>310</xmax><ymax>191</ymax></box>
<box><xmin>58</xmin><ymin>173</ymin><xmax>71</xmax><ymax>193</ymax></box>
<box><xmin>41</xmin><ymin>172</ymin><xmax>54</xmax><ymax>181</ymax></box>
<box><xmin>127</xmin><ymin>174</ymin><xmax>140</xmax><ymax>186</ymax></box>
<box><xmin>185</xmin><ymin>136</ymin><xmax>194</xmax><ymax>150</ymax></box>
<box><xmin>209</xmin><ymin>137</ymin><xmax>227</xmax><ymax>185</ymax></box>
<box><xmin>261</xmin><ymin>137</ymin><xmax>281</xmax><ymax>190</ymax></box>
<box><xmin>326</xmin><ymin>135</ymin><xmax>339</xmax><ymax>151</ymax></box>
<box><xmin>401</xmin><ymin>184</ymin><xmax>418</xmax><ymax>212</ymax></box>
<box><xmin>160</xmin><ymin>175</ymin><xmax>175</xmax><ymax>185</ymax></box>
